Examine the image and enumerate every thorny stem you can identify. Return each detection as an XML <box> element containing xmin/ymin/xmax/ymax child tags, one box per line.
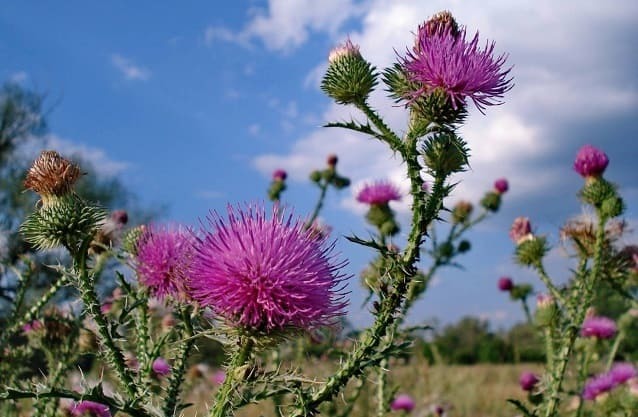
<box><xmin>73</xmin><ymin>238</ymin><xmax>139</xmax><ymax>401</ymax></box>
<box><xmin>376</xmin><ymin>358</ymin><xmax>389</xmax><ymax>417</ymax></box>
<box><xmin>135</xmin><ymin>290</ymin><xmax>151</xmax><ymax>385</ymax></box>
<box><xmin>534</xmin><ymin>261</ymin><xmax>566</xmax><ymax>307</ymax></box>
<box><xmin>163</xmin><ymin>307</ymin><xmax>196</xmax><ymax>416</ymax></box>
<box><xmin>605</xmin><ymin>331</ymin><xmax>624</xmax><ymax>371</ymax></box>
<box><xmin>521</xmin><ymin>298</ymin><xmax>533</xmax><ymax>325</ymax></box>
<box><xmin>355</xmin><ymin>100</ymin><xmax>404</xmax><ymax>154</ymax></box>
<box><xmin>210</xmin><ymin>337</ymin><xmax>255</xmax><ymax>417</ymax></box>
<box><xmin>543</xmin><ymin>214</ymin><xmax>607</xmax><ymax>417</ymax></box>
<box><xmin>574</xmin><ymin>342</ymin><xmax>594</xmax><ymax>417</ymax></box>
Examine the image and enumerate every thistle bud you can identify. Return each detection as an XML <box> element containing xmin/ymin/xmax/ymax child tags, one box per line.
<box><xmin>573</xmin><ymin>145</ymin><xmax>609</xmax><ymax>180</ymax></box>
<box><xmin>421</xmin><ymin>131</ymin><xmax>469</xmax><ymax>175</ymax></box>
<box><xmin>515</xmin><ymin>236</ymin><xmax>549</xmax><ymax>266</ymax></box>
<box><xmin>451</xmin><ymin>201</ymin><xmax>473</xmax><ymax>224</ymax></box>
<box><xmin>457</xmin><ymin>239</ymin><xmax>471</xmax><ymax>253</ymax></box>
<box><xmin>494</xmin><ymin>178</ymin><xmax>509</xmax><ymax>194</ymax></box>
<box><xmin>322</xmin><ymin>39</ymin><xmax>377</xmax><ymax>105</ymax></box>
<box><xmin>122</xmin><ymin>225</ymin><xmax>146</xmax><ymax>256</ymax></box>
<box><xmin>309</xmin><ymin>170</ymin><xmax>322</xmax><ymax>183</ymax></box>
<box><xmin>332</xmin><ymin>175</ymin><xmax>351</xmax><ymax>189</ymax></box>
<box><xmin>510</xmin><ymin>283</ymin><xmax>533</xmax><ymax>301</ymax></box>
<box><xmin>509</xmin><ymin>217</ymin><xmax>533</xmax><ymax>245</ymax></box>
<box><xmin>535</xmin><ymin>294</ymin><xmax>556</xmax><ymax>327</ymax></box>
<box><xmin>268</xmin><ymin>170</ymin><xmax>287</xmax><ymax>201</ymax></box>
<box><xmin>480</xmin><ymin>191</ymin><xmax>502</xmax><ymax>212</ymax></box>
<box><xmin>326</xmin><ymin>154</ymin><xmax>338</xmax><ymax>167</ymax></box>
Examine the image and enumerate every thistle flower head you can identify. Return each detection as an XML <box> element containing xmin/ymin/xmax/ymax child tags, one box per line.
<box><xmin>583</xmin><ymin>373</ymin><xmax>617</xmax><ymax>401</ymax></box>
<box><xmin>509</xmin><ymin>216</ymin><xmax>533</xmax><ymax>245</ymax></box>
<box><xmin>497</xmin><ymin>276</ymin><xmax>513</xmax><ymax>292</ymax></box>
<box><xmin>356</xmin><ymin>180</ymin><xmax>401</xmax><ymax>205</ymax></box>
<box><xmin>574</xmin><ymin>145</ymin><xmax>609</xmax><ymax>179</ymax></box>
<box><xmin>70</xmin><ymin>401</ymin><xmax>111</xmax><ymax>417</ymax></box>
<box><xmin>402</xmin><ymin>17</ymin><xmax>513</xmax><ymax>114</ymax></box>
<box><xmin>390</xmin><ymin>394</ymin><xmax>415</xmax><ymax>412</ymax></box>
<box><xmin>24</xmin><ymin>150</ymin><xmax>82</xmax><ymax>202</ymax></box>
<box><xmin>135</xmin><ymin>224</ymin><xmax>194</xmax><ymax>300</ymax></box>
<box><xmin>581</xmin><ymin>316</ymin><xmax>617</xmax><ymax>339</ymax></box>
<box><xmin>494</xmin><ymin>178</ymin><xmax>509</xmax><ymax>194</ymax></box>
<box><xmin>322</xmin><ymin>39</ymin><xmax>377</xmax><ymax>105</ymax></box>
<box><xmin>188</xmin><ymin>204</ymin><xmax>348</xmax><ymax>333</ymax></box>
<box><xmin>609</xmin><ymin>363</ymin><xmax>637</xmax><ymax>385</ymax></box>
<box><xmin>451</xmin><ymin>200</ymin><xmax>473</xmax><ymax>224</ymax></box>
<box><xmin>417</xmin><ymin>10</ymin><xmax>459</xmax><ymax>40</ymax></box>
<box><xmin>536</xmin><ymin>293</ymin><xmax>554</xmax><ymax>309</ymax></box>
<box><xmin>152</xmin><ymin>357</ymin><xmax>171</xmax><ymax>377</ymax></box>
<box><xmin>519</xmin><ymin>371</ymin><xmax>539</xmax><ymax>391</ymax></box>
<box><xmin>326</xmin><ymin>154</ymin><xmax>338</xmax><ymax>167</ymax></box>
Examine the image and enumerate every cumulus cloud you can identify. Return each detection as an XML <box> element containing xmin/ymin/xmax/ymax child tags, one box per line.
<box><xmin>44</xmin><ymin>134</ymin><xmax>130</xmax><ymax>176</ymax></box>
<box><xmin>111</xmin><ymin>54</ymin><xmax>151</xmax><ymax>81</ymax></box>
<box><xmin>204</xmin><ymin>0</ymin><xmax>363</xmax><ymax>52</ymax></box>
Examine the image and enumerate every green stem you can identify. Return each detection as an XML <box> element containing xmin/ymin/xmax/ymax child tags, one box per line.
<box><xmin>521</xmin><ymin>298</ymin><xmax>533</xmax><ymax>325</ymax></box>
<box><xmin>135</xmin><ymin>291</ymin><xmax>151</xmax><ymax>384</ymax></box>
<box><xmin>306</xmin><ymin>181</ymin><xmax>329</xmax><ymax>228</ymax></box>
<box><xmin>376</xmin><ymin>358</ymin><xmax>389</xmax><ymax>417</ymax></box>
<box><xmin>163</xmin><ymin>307</ymin><xmax>196</xmax><ymax>416</ymax></box>
<box><xmin>574</xmin><ymin>342</ymin><xmax>594</xmax><ymax>417</ymax></box>
<box><xmin>544</xmin><ymin>328</ymin><xmax>554</xmax><ymax>370</ymax></box>
<box><xmin>534</xmin><ymin>261</ymin><xmax>566</xmax><ymax>307</ymax></box>
<box><xmin>73</xmin><ymin>240</ymin><xmax>139</xmax><ymax>401</ymax></box>
<box><xmin>355</xmin><ymin>101</ymin><xmax>403</xmax><ymax>153</ymax></box>
<box><xmin>543</xmin><ymin>215</ymin><xmax>607</xmax><ymax>417</ymax></box>
<box><xmin>606</xmin><ymin>332</ymin><xmax>624</xmax><ymax>371</ymax></box>
<box><xmin>210</xmin><ymin>337</ymin><xmax>255</xmax><ymax>417</ymax></box>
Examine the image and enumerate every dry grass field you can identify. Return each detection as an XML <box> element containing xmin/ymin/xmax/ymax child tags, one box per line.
<box><xmin>183</xmin><ymin>359</ymin><xmax>544</xmax><ymax>417</ymax></box>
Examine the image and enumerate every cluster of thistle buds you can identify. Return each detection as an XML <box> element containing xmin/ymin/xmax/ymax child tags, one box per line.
<box><xmin>309</xmin><ymin>154</ymin><xmax>351</xmax><ymax>189</ymax></box>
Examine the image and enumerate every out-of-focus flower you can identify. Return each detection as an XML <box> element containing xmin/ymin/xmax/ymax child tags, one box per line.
<box><xmin>573</xmin><ymin>145</ymin><xmax>609</xmax><ymax>179</ymax></box>
<box><xmin>497</xmin><ymin>277</ymin><xmax>513</xmax><ymax>292</ymax></box>
<box><xmin>494</xmin><ymin>178</ymin><xmax>508</xmax><ymax>194</ymax></box>
<box><xmin>135</xmin><ymin>224</ymin><xmax>194</xmax><ymax>300</ymax></box>
<box><xmin>152</xmin><ymin>357</ymin><xmax>171</xmax><ymax>377</ymax></box>
<box><xmin>519</xmin><ymin>371</ymin><xmax>539</xmax><ymax>391</ymax></box>
<box><xmin>580</xmin><ymin>316</ymin><xmax>617</xmax><ymax>339</ymax></box>
<box><xmin>212</xmin><ymin>370</ymin><xmax>226</xmax><ymax>385</ymax></box>
<box><xmin>272</xmin><ymin>169</ymin><xmax>287</xmax><ymax>182</ymax></box>
<box><xmin>188</xmin><ymin>204</ymin><xmax>348</xmax><ymax>333</ymax></box>
<box><xmin>22</xmin><ymin>320</ymin><xmax>43</xmax><ymax>334</ymax></box>
<box><xmin>70</xmin><ymin>400</ymin><xmax>111</xmax><ymax>417</ymax></box>
<box><xmin>509</xmin><ymin>217</ymin><xmax>533</xmax><ymax>245</ymax></box>
<box><xmin>390</xmin><ymin>394</ymin><xmax>415</xmax><ymax>412</ymax></box>
<box><xmin>609</xmin><ymin>363</ymin><xmax>637</xmax><ymax>385</ymax></box>
<box><xmin>583</xmin><ymin>373</ymin><xmax>617</xmax><ymax>401</ymax></box>
<box><xmin>356</xmin><ymin>180</ymin><xmax>401</xmax><ymax>205</ymax></box>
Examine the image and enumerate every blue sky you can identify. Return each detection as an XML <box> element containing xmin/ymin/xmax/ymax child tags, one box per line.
<box><xmin>2</xmin><ymin>0</ymin><xmax>637</xmax><ymax>329</ymax></box>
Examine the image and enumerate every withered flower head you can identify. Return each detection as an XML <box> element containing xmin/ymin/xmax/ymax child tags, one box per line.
<box><xmin>24</xmin><ymin>150</ymin><xmax>81</xmax><ymax>199</ymax></box>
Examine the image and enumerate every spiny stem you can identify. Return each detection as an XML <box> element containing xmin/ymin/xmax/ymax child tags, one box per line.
<box><xmin>163</xmin><ymin>307</ymin><xmax>196</xmax><ymax>416</ymax></box>
<box><xmin>210</xmin><ymin>337</ymin><xmax>254</xmax><ymax>417</ymax></box>
<box><xmin>306</xmin><ymin>181</ymin><xmax>329</xmax><ymax>228</ymax></box>
<box><xmin>534</xmin><ymin>261</ymin><xmax>566</xmax><ymax>307</ymax></box>
<box><xmin>355</xmin><ymin>100</ymin><xmax>403</xmax><ymax>153</ymax></box>
<box><xmin>521</xmin><ymin>298</ymin><xmax>533</xmax><ymax>325</ymax></box>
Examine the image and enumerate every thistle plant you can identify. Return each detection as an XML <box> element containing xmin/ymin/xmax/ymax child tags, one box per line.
<box><xmin>0</xmin><ymin>10</ymin><xmax>516</xmax><ymax>417</ymax></box>
<box><xmin>501</xmin><ymin>144</ymin><xmax>637</xmax><ymax>417</ymax></box>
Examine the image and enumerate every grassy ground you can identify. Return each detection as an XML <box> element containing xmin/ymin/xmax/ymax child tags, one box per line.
<box><xmin>184</xmin><ymin>359</ymin><xmax>544</xmax><ymax>417</ymax></box>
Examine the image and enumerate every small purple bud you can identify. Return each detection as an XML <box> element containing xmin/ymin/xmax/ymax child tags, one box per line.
<box><xmin>498</xmin><ymin>277</ymin><xmax>514</xmax><ymax>292</ymax></box>
<box><xmin>519</xmin><ymin>371</ymin><xmax>539</xmax><ymax>391</ymax></box>
<box><xmin>509</xmin><ymin>217</ymin><xmax>533</xmax><ymax>245</ymax></box>
<box><xmin>152</xmin><ymin>357</ymin><xmax>171</xmax><ymax>377</ymax></box>
<box><xmin>494</xmin><ymin>178</ymin><xmax>509</xmax><ymax>194</ymax></box>
<box><xmin>390</xmin><ymin>394</ymin><xmax>415</xmax><ymax>412</ymax></box>
<box><xmin>272</xmin><ymin>169</ymin><xmax>287</xmax><ymax>181</ymax></box>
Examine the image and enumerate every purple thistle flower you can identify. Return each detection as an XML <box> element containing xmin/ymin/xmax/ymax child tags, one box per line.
<box><xmin>402</xmin><ymin>24</ymin><xmax>513</xmax><ymax>114</ymax></box>
<box><xmin>272</xmin><ymin>169</ymin><xmax>287</xmax><ymax>181</ymax></box>
<box><xmin>70</xmin><ymin>401</ymin><xmax>111</xmax><ymax>417</ymax></box>
<box><xmin>498</xmin><ymin>276</ymin><xmax>514</xmax><ymax>292</ymax></box>
<box><xmin>583</xmin><ymin>373</ymin><xmax>617</xmax><ymax>401</ymax></box>
<box><xmin>580</xmin><ymin>316</ymin><xmax>617</xmax><ymax>339</ymax></box>
<box><xmin>609</xmin><ymin>363</ymin><xmax>637</xmax><ymax>385</ymax></box>
<box><xmin>212</xmin><ymin>370</ymin><xmax>226</xmax><ymax>385</ymax></box>
<box><xmin>188</xmin><ymin>204</ymin><xmax>348</xmax><ymax>332</ymax></box>
<box><xmin>152</xmin><ymin>357</ymin><xmax>171</xmax><ymax>377</ymax></box>
<box><xmin>519</xmin><ymin>371</ymin><xmax>539</xmax><ymax>391</ymax></box>
<box><xmin>494</xmin><ymin>178</ymin><xmax>509</xmax><ymax>194</ymax></box>
<box><xmin>574</xmin><ymin>145</ymin><xmax>609</xmax><ymax>178</ymax></box>
<box><xmin>22</xmin><ymin>320</ymin><xmax>43</xmax><ymax>334</ymax></box>
<box><xmin>356</xmin><ymin>180</ymin><xmax>401</xmax><ymax>205</ymax></box>
<box><xmin>509</xmin><ymin>216</ymin><xmax>532</xmax><ymax>245</ymax></box>
<box><xmin>390</xmin><ymin>394</ymin><xmax>415</xmax><ymax>412</ymax></box>
<box><xmin>136</xmin><ymin>224</ymin><xmax>194</xmax><ymax>300</ymax></box>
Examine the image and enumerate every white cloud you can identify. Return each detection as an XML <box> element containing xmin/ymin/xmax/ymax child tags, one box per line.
<box><xmin>204</xmin><ymin>0</ymin><xmax>363</xmax><ymax>52</ymax></box>
<box><xmin>44</xmin><ymin>134</ymin><xmax>130</xmax><ymax>176</ymax></box>
<box><xmin>111</xmin><ymin>54</ymin><xmax>151</xmax><ymax>81</ymax></box>
<box><xmin>9</xmin><ymin>71</ymin><xmax>28</xmax><ymax>84</ymax></box>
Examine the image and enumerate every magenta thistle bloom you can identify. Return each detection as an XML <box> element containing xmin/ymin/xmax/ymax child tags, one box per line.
<box><xmin>22</xmin><ymin>320</ymin><xmax>43</xmax><ymax>334</ymax></box>
<box><xmin>494</xmin><ymin>178</ymin><xmax>509</xmax><ymax>194</ymax></box>
<box><xmin>609</xmin><ymin>363</ymin><xmax>637</xmax><ymax>385</ymax></box>
<box><xmin>402</xmin><ymin>23</ymin><xmax>513</xmax><ymax>113</ymax></box>
<box><xmin>272</xmin><ymin>169</ymin><xmax>287</xmax><ymax>181</ymax></box>
<box><xmin>390</xmin><ymin>394</ymin><xmax>415</xmax><ymax>412</ymax></box>
<box><xmin>212</xmin><ymin>370</ymin><xmax>226</xmax><ymax>385</ymax></box>
<box><xmin>152</xmin><ymin>357</ymin><xmax>171</xmax><ymax>377</ymax></box>
<box><xmin>188</xmin><ymin>204</ymin><xmax>348</xmax><ymax>332</ymax></box>
<box><xmin>70</xmin><ymin>401</ymin><xmax>111</xmax><ymax>417</ymax></box>
<box><xmin>574</xmin><ymin>145</ymin><xmax>609</xmax><ymax>178</ymax></box>
<box><xmin>519</xmin><ymin>371</ymin><xmax>539</xmax><ymax>391</ymax></box>
<box><xmin>509</xmin><ymin>216</ymin><xmax>532</xmax><ymax>244</ymax></box>
<box><xmin>356</xmin><ymin>180</ymin><xmax>401</xmax><ymax>205</ymax></box>
<box><xmin>136</xmin><ymin>224</ymin><xmax>193</xmax><ymax>300</ymax></box>
<box><xmin>580</xmin><ymin>316</ymin><xmax>617</xmax><ymax>339</ymax></box>
<box><xmin>497</xmin><ymin>276</ymin><xmax>514</xmax><ymax>292</ymax></box>
<box><xmin>583</xmin><ymin>373</ymin><xmax>617</xmax><ymax>401</ymax></box>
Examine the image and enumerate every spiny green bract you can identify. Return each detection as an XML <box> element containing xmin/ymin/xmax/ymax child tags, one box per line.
<box><xmin>420</xmin><ymin>131</ymin><xmax>469</xmax><ymax>175</ymax></box>
<box><xmin>321</xmin><ymin>54</ymin><xmax>377</xmax><ymax>105</ymax></box>
<box><xmin>20</xmin><ymin>194</ymin><xmax>106</xmax><ymax>252</ymax></box>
